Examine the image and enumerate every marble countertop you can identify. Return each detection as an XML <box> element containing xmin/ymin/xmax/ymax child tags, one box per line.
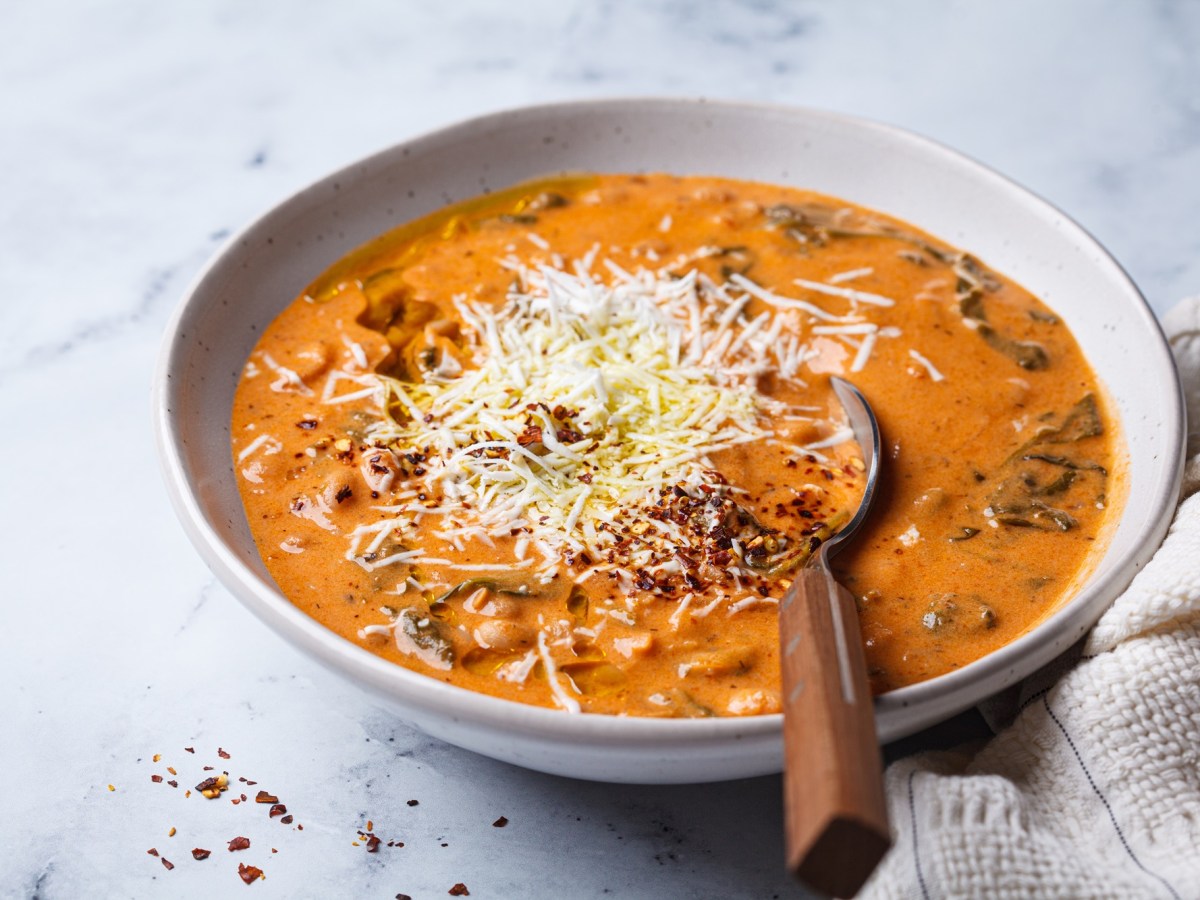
<box><xmin>4</xmin><ymin>1</ymin><xmax>1198</xmax><ymax>897</ymax></box>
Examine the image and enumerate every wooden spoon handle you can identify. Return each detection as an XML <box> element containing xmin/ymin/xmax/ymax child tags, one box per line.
<box><xmin>780</xmin><ymin>567</ymin><xmax>891</xmax><ymax>898</ymax></box>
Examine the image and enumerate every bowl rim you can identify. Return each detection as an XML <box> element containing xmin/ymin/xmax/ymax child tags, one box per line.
<box><xmin>153</xmin><ymin>96</ymin><xmax>1187</xmax><ymax>748</ymax></box>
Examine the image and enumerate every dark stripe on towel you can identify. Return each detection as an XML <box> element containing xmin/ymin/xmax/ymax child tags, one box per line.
<box><xmin>907</xmin><ymin>769</ymin><xmax>931</xmax><ymax>900</ymax></box>
<box><xmin>1043</xmin><ymin>696</ymin><xmax>1181</xmax><ymax>900</ymax></box>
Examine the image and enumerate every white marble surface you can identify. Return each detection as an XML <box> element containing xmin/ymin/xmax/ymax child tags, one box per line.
<box><xmin>3</xmin><ymin>1</ymin><xmax>1198</xmax><ymax>897</ymax></box>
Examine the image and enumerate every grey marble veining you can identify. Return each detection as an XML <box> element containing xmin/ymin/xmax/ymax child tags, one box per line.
<box><xmin>3</xmin><ymin>1</ymin><xmax>1199</xmax><ymax>897</ymax></box>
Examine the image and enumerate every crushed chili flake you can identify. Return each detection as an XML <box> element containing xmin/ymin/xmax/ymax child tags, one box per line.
<box><xmin>168</xmin><ymin>780</ymin><xmax>179</xmax><ymax>788</ymax></box>
<box><xmin>366</xmin><ymin>820</ymin><xmax>373</xmax><ymax>831</ymax></box>
<box><xmin>516</xmin><ymin>425</ymin><xmax>543</xmax><ymax>446</ymax></box>
<box><xmin>167</xmin><ymin>766</ymin><xmax>177</xmax><ymax>775</ymax></box>
<box><xmin>492</xmin><ymin>816</ymin><xmax>509</xmax><ymax>828</ymax></box>
<box><xmin>185</xmin><ymin>747</ymin><xmax>195</xmax><ymax>754</ymax></box>
<box><xmin>161</xmin><ymin>857</ymin><xmax>175</xmax><ymax>871</ymax></box>
<box><xmin>406</xmin><ymin>800</ymin><xmax>419</xmax><ymax>807</ymax></box>
<box><xmin>147</xmin><ymin>848</ymin><xmax>159</xmax><ymax>857</ymax></box>
<box><xmin>238</xmin><ymin>863</ymin><xmax>264</xmax><ymax>884</ymax></box>
<box><xmin>396</xmin><ymin>894</ymin><xmax>413</xmax><ymax>900</ymax></box>
<box><xmin>107</xmin><ymin>784</ymin><xmax>115</xmax><ymax>792</ymax></box>
<box><xmin>232</xmin><ymin>798</ymin><xmax>241</xmax><ymax>805</ymax></box>
<box><xmin>152</xmin><ymin>753</ymin><xmax>161</xmax><ymax>763</ymax></box>
<box><xmin>280</xmin><ymin>815</ymin><xmax>294</xmax><ymax>825</ymax></box>
<box><xmin>151</xmin><ymin>775</ymin><xmax>163</xmax><ymax>783</ymax></box>
<box><xmin>218</xmin><ymin>748</ymin><xmax>231</xmax><ymax>760</ymax></box>
<box><xmin>555</xmin><ymin>427</ymin><xmax>584</xmax><ymax>444</ymax></box>
<box><xmin>168</xmin><ymin>827</ymin><xmax>177</xmax><ymax>838</ymax></box>
<box><xmin>448</xmin><ymin>884</ymin><xmax>470</xmax><ymax>896</ymax></box>
<box><xmin>365</xmin><ymin>834</ymin><xmax>382</xmax><ymax>853</ymax></box>
<box><xmin>269</xmin><ymin>804</ymin><xmax>287</xmax><ymax>818</ymax></box>
<box><xmin>255</xmin><ymin>791</ymin><xmax>279</xmax><ymax>804</ymax></box>
<box><xmin>192</xmin><ymin>848</ymin><xmax>211</xmax><ymax>860</ymax></box>
<box><xmin>228</xmin><ymin>837</ymin><xmax>251</xmax><ymax>852</ymax></box>
<box><xmin>196</xmin><ymin>774</ymin><xmax>229</xmax><ymax>798</ymax></box>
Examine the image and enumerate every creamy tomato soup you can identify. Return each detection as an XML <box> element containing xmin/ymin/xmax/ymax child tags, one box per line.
<box><xmin>232</xmin><ymin>174</ymin><xmax>1119</xmax><ymax>716</ymax></box>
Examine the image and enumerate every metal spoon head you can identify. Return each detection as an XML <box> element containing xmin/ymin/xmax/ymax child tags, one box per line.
<box><xmin>817</xmin><ymin>377</ymin><xmax>881</xmax><ymax>563</ymax></box>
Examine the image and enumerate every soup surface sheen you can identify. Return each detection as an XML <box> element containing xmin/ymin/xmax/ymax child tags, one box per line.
<box><xmin>232</xmin><ymin>174</ymin><xmax>1118</xmax><ymax>717</ymax></box>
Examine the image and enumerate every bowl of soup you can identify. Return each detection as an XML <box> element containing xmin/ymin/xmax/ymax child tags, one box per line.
<box><xmin>154</xmin><ymin>100</ymin><xmax>1185</xmax><ymax>783</ymax></box>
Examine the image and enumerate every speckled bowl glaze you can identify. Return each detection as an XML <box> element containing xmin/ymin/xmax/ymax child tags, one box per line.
<box><xmin>154</xmin><ymin>99</ymin><xmax>1185</xmax><ymax>783</ymax></box>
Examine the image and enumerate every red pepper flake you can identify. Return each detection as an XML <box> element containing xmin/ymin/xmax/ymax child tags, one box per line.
<box><xmin>406</xmin><ymin>800</ymin><xmax>419</xmax><ymax>807</ymax></box>
<box><xmin>297</xmin><ymin>824</ymin><xmax>303</xmax><ymax>831</ymax></box>
<box><xmin>231</xmin><ymin>798</ymin><xmax>241</xmax><ymax>805</ymax></box>
<box><xmin>366</xmin><ymin>820</ymin><xmax>373</xmax><ymax>831</ymax></box>
<box><xmin>202</xmin><ymin>766</ymin><xmax>214</xmax><ymax>771</ymax></box>
<box><xmin>244</xmin><ymin>780</ymin><xmax>257</xmax><ymax>786</ymax></box>
<box><xmin>237</xmin><ymin>863</ymin><xmax>264</xmax><ymax>884</ymax></box>
<box><xmin>161</xmin><ymin>857</ymin><xmax>175</xmax><ymax>871</ymax></box>
<box><xmin>516</xmin><ymin>425</ymin><xmax>543</xmax><ymax>446</ymax></box>
<box><xmin>269</xmin><ymin>804</ymin><xmax>287</xmax><ymax>818</ymax></box>
<box><xmin>151</xmin><ymin>775</ymin><xmax>163</xmax><ymax>783</ymax></box>
<box><xmin>240</xmin><ymin>794</ymin><xmax>248</xmax><ymax>802</ymax></box>
<box><xmin>218</xmin><ymin>748</ymin><xmax>231</xmax><ymax>760</ymax></box>
<box><xmin>152</xmin><ymin>753</ymin><xmax>162</xmax><ymax>763</ymax></box>
<box><xmin>196</xmin><ymin>774</ymin><xmax>229</xmax><ymax>798</ymax></box>
<box><xmin>280</xmin><ymin>815</ymin><xmax>294</xmax><ymax>825</ymax></box>
<box><xmin>228</xmin><ymin>837</ymin><xmax>251</xmax><ymax>852</ymax></box>
<box><xmin>448</xmin><ymin>884</ymin><xmax>470</xmax><ymax>896</ymax></box>
<box><xmin>192</xmin><ymin>848</ymin><xmax>211</xmax><ymax>860</ymax></box>
<box><xmin>255</xmin><ymin>790</ymin><xmax>279</xmax><ymax>804</ymax></box>
<box><xmin>492</xmin><ymin>816</ymin><xmax>508</xmax><ymax>828</ymax></box>
<box><xmin>167</xmin><ymin>766</ymin><xmax>177</xmax><ymax>776</ymax></box>
<box><xmin>555</xmin><ymin>427</ymin><xmax>584</xmax><ymax>444</ymax></box>
<box><xmin>396</xmin><ymin>895</ymin><xmax>413</xmax><ymax>900</ymax></box>
<box><xmin>365</xmin><ymin>834</ymin><xmax>381</xmax><ymax>853</ymax></box>
<box><xmin>168</xmin><ymin>780</ymin><xmax>179</xmax><ymax>789</ymax></box>
<box><xmin>147</xmin><ymin>848</ymin><xmax>159</xmax><ymax>857</ymax></box>
<box><xmin>271</xmin><ymin>848</ymin><xmax>277</xmax><ymax>854</ymax></box>
<box><xmin>184</xmin><ymin>747</ymin><xmax>195</xmax><ymax>754</ymax></box>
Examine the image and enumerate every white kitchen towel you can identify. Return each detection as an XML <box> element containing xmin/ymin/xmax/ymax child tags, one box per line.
<box><xmin>862</xmin><ymin>297</ymin><xmax>1200</xmax><ymax>900</ymax></box>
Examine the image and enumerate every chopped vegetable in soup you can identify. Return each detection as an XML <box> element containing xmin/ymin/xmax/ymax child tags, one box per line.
<box><xmin>232</xmin><ymin>174</ymin><xmax>1120</xmax><ymax>715</ymax></box>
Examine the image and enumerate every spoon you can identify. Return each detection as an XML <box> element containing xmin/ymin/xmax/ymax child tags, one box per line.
<box><xmin>779</xmin><ymin>376</ymin><xmax>891</xmax><ymax>898</ymax></box>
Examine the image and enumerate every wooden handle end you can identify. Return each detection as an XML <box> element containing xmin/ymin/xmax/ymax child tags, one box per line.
<box><xmin>780</xmin><ymin>569</ymin><xmax>892</xmax><ymax>897</ymax></box>
<box><xmin>787</xmin><ymin>812</ymin><xmax>891</xmax><ymax>898</ymax></box>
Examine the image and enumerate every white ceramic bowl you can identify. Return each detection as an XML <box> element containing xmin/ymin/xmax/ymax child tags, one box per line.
<box><xmin>154</xmin><ymin>99</ymin><xmax>1185</xmax><ymax>783</ymax></box>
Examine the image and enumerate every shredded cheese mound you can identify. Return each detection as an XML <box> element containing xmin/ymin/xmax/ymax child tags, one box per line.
<box><xmin>366</xmin><ymin>265</ymin><xmax>806</xmax><ymax>568</ymax></box>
